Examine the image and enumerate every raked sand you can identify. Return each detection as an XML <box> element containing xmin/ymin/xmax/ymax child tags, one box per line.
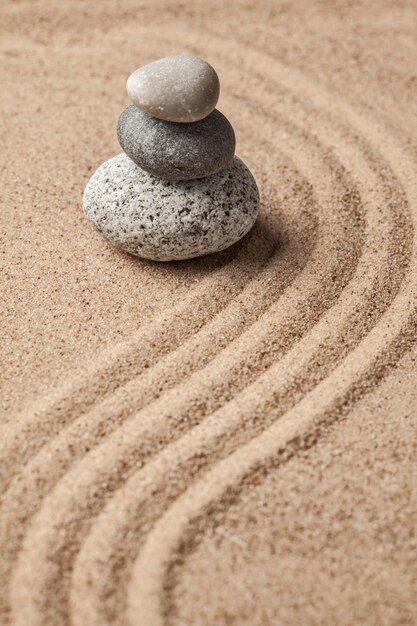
<box><xmin>0</xmin><ymin>1</ymin><xmax>416</xmax><ymax>625</ymax></box>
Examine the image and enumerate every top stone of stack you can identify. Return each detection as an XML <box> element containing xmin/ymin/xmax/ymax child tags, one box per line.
<box><xmin>126</xmin><ymin>55</ymin><xmax>220</xmax><ymax>123</ymax></box>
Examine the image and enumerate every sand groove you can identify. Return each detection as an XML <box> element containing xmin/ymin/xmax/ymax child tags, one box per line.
<box><xmin>1</xmin><ymin>10</ymin><xmax>416</xmax><ymax>626</ymax></box>
<box><xmin>70</xmin><ymin>37</ymin><xmax>415</xmax><ymax>626</ymax></box>
<box><xmin>73</xmin><ymin>154</ymin><xmax>411</xmax><ymax>625</ymax></box>
<box><xmin>124</xmin><ymin>43</ymin><xmax>417</xmax><ymax>626</ymax></box>
<box><xmin>76</xmin><ymin>51</ymin><xmax>414</xmax><ymax>624</ymax></box>
<box><xmin>67</xmin><ymin>107</ymin><xmax>412</xmax><ymax>626</ymax></box>
<box><xmin>4</xmin><ymin>31</ymin><xmax>414</xmax><ymax>623</ymax></box>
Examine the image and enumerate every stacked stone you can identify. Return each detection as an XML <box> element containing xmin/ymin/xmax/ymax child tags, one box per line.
<box><xmin>83</xmin><ymin>55</ymin><xmax>259</xmax><ymax>262</ymax></box>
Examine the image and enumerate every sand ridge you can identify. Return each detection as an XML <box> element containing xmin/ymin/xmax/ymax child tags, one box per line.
<box><xmin>1</xmin><ymin>1</ymin><xmax>416</xmax><ymax>625</ymax></box>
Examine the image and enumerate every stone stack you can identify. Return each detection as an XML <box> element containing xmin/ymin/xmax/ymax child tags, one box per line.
<box><xmin>83</xmin><ymin>55</ymin><xmax>259</xmax><ymax>262</ymax></box>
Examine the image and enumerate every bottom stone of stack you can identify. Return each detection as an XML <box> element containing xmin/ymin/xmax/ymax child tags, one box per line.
<box><xmin>83</xmin><ymin>153</ymin><xmax>259</xmax><ymax>262</ymax></box>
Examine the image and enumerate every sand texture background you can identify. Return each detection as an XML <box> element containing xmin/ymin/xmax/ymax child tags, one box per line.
<box><xmin>1</xmin><ymin>1</ymin><xmax>416</xmax><ymax>624</ymax></box>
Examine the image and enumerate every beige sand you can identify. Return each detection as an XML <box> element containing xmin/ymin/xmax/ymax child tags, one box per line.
<box><xmin>0</xmin><ymin>1</ymin><xmax>416</xmax><ymax>625</ymax></box>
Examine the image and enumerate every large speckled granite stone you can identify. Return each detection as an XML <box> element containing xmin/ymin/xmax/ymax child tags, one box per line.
<box><xmin>117</xmin><ymin>106</ymin><xmax>235</xmax><ymax>181</ymax></box>
<box><xmin>83</xmin><ymin>153</ymin><xmax>259</xmax><ymax>262</ymax></box>
<box><xmin>126</xmin><ymin>55</ymin><xmax>220</xmax><ymax>123</ymax></box>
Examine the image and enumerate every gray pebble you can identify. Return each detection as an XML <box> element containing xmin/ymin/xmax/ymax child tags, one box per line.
<box><xmin>83</xmin><ymin>153</ymin><xmax>259</xmax><ymax>262</ymax></box>
<box><xmin>117</xmin><ymin>106</ymin><xmax>235</xmax><ymax>181</ymax></box>
<box><xmin>127</xmin><ymin>55</ymin><xmax>220</xmax><ymax>123</ymax></box>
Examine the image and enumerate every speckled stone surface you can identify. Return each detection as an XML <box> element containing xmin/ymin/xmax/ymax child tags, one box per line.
<box><xmin>126</xmin><ymin>55</ymin><xmax>220</xmax><ymax>123</ymax></box>
<box><xmin>117</xmin><ymin>106</ymin><xmax>235</xmax><ymax>181</ymax></box>
<box><xmin>83</xmin><ymin>153</ymin><xmax>259</xmax><ymax>262</ymax></box>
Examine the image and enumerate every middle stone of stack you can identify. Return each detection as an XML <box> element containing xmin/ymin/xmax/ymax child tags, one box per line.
<box><xmin>117</xmin><ymin>54</ymin><xmax>236</xmax><ymax>181</ymax></box>
<box><xmin>117</xmin><ymin>106</ymin><xmax>235</xmax><ymax>181</ymax></box>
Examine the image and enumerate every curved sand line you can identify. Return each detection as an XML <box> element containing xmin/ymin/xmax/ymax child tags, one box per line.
<box><xmin>129</xmin><ymin>314</ymin><xmax>416</xmax><ymax>626</ymax></box>
<box><xmin>71</xmin><ymin>152</ymin><xmax>411</xmax><ymax>626</ymax></box>
<box><xmin>64</xmin><ymin>41</ymin><xmax>413</xmax><ymax>624</ymax></box>
<box><xmin>2</xmin><ymin>15</ymin><xmax>416</xmax><ymax>626</ymax></box>
<box><xmin>122</xmin><ymin>50</ymin><xmax>417</xmax><ymax>626</ymax></box>
<box><xmin>7</xmin><ymin>50</ymin><xmax>410</xmax><ymax>624</ymax></box>
<box><xmin>8</xmin><ymin>28</ymin><xmax>412</xmax><ymax>620</ymax></box>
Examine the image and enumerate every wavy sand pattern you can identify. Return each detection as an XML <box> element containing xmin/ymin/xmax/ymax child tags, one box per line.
<box><xmin>1</xmin><ymin>2</ymin><xmax>416</xmax><ymax>625</ymax></box>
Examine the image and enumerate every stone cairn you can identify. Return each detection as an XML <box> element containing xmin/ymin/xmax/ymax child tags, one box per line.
<box><xmin>83</xmin><ymin>55</ymin><xmax>259</xmax><ymax>262</ymax></box>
